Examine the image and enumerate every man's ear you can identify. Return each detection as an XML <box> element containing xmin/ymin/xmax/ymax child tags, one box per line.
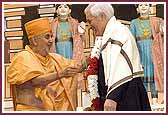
<box><xmin>100</xmin><ymin>13</ymin><xmax>106</xmax><ymax>20</ymax></box>
<box><xmin>100</xmin><ymin>13</ymin><xmax>107</xmax><ymax>21</ymax></box>
<box><xmin>31</xmin><ymin>37</ymin><xmax>38</xmax><ymax>46</ymax></box>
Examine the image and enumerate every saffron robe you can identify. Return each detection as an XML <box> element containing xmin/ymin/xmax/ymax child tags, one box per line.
<box><xmin>7</xmin><ymin>45</ymin><xmax>78</xmax><ymax>111</ymax></box>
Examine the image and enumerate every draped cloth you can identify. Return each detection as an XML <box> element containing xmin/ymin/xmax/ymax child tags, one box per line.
<box><xmin>130</xmin><ymin>16</ymin><xmax>164</xmax><ymax>92</ymax></box>
<box><xmin>7</xmin><ymin>45</ymin><xmax>77</xmax><ymax>111</ymax></box>
<box><xmin>150</xmin><ymin>17</ymin><xmax>164</xmax><ymax>92</ymax></box>
<box><xmin>129</xmin><ymin>17</ymin><xmax>158</xmax><ymax>98</ymax></box>
<box><xmin>101</xmin><ymin>16</ymin><xmax>143</xmax><ymax>96</ymax></box>
<box><xmin>50</xmin><ymin>16</ymin><xmax>84</xmax><ymax>61</ymax></box>
<box><xmin>51</xmin><ymin>17</ymin><xmax>85</xmax><ymax>97</ymax></box>
<box><xmin>97</xmin><ymin>16</ymin><xmax>151</xmax><ymax>111</ymax></box>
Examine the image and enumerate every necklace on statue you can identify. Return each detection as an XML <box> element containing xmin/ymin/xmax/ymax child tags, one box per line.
<box><xmin>138</xmin><ymin>17</ymin><xmax>151</xmax><ymax>38</ymax></box>
<box><xmin>143</xmin><ymin>29</ymin><xmax>150</xmax><ymax>37</ymax></box>
<box><xmin>57</xmin><ymin>21</ymin><xmax>70</xmax><ymax>40</ymax></box>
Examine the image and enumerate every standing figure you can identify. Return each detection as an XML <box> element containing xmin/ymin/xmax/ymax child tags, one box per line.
<box><xmin>85</xmin><ymin>4</ymin><xmax>151</xmax><ymax>111</ymax></box>
<box><xmin>130</xmin><ymin>4</ymin><xmax>164</xmax><ymax>105</ymax></box>
<box><xmin>50</xmin><ymin>4</ymin><xmax>85</xmax><ymax>108</ymax></box>
<box><xmin>50</xmin><ymin>4</ymin><xmax>84</xmax><ymax>61</ymax></box>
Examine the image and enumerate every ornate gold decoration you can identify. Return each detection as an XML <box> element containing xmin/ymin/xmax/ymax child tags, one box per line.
<box><xmin>138</xmin><ymin>17</ymin><xmax>151</xmax><ymax>38</ymax></box>
<box><xmin>57</xmin><ymin>21</ymin><xmax>70</xmax><ymax>40</ymax></box>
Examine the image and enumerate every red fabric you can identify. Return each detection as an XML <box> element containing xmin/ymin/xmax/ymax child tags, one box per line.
<box><xmin>86</xmin><ymin>57</ymin><xmax>99</xmax><ymax>76</ymax></box>
<box><xmin>91</xmin><ymin>97</ymin><xmax>101</xmax><ymax>111</ymax></box>
<box><xmin>86</xmin><ymin>57</ymin><xmax>101</xmax><ymax>110</ymax></box>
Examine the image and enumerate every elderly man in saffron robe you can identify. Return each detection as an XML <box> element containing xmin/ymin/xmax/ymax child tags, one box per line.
<box><xmin>7</xmin><ymin>18</ymin><xmax>86</xmax><ymax>111</ymax></box>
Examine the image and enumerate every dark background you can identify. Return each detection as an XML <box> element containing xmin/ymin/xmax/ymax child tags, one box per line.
<box><xmin>71</xmin><ymin>4</ymin><xmax>164</xmax><ymax>22</ymax></box>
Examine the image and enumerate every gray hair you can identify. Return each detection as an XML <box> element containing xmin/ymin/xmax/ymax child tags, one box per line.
<box><xmin>84</xmin><ymin>4</ymin><xmax>114</xmax><ymax>20</ymax></box>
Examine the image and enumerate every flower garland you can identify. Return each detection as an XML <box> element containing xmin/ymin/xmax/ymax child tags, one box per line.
<box><xmin>86</xmin><ymin>37</ymin><xmax>102</xmax><ymax>110</ymax></box>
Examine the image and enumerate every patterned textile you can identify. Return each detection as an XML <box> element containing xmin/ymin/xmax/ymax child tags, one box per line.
<box><xmin>130</xmin><ymin>18</ymin><xmax>157</xmax><ymax>98</ymax></box>
<box><xmin>150</xmin><ymin>17</ymin><xmax>164</xmax><ymax>92</ymax></box>
<box><xmin>56</xmin><ymin>21</ymin><xmax>73</xmax><ymax>59</ymax></box>
<box><xmin>51</xmin><ymin>17</ymin><xmax>84</xmax><ymax>61</ymax></box>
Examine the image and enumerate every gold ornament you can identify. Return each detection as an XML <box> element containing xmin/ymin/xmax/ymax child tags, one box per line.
<box><xmin>138</xmin><ymin>17</ymin><xmax>151</xmax><ymax>38</ymax></box>
<box><xmin>143</xmin><ymin>29</ymin><xmax>150</xmax><ymax>38</ymax></box>
<box><xmin>57</xmin><ymin>21</ymin><xmax>70</xmax><ymax>40</ymax></box>
<box><xmin>62</xmin><ymin>33</ymin><xmax>68</xmax><ymax>40</ymax></box>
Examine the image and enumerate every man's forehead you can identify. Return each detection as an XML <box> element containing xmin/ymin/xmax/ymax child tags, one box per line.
<box><xmin>39</xmin><ymin>31</ymin><xmax>52</xmax><ymax>37</ymax></box>
<box><xmin>43</xmin><ymin>32</ymin><xmax>52</xmax><ymax>35</ymax></box>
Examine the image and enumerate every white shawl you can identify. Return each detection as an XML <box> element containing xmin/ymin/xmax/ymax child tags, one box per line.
<box><xmin>101</xmin><ymin>16</ymin><xmax>143</xmax><ymax>95</ymax></box>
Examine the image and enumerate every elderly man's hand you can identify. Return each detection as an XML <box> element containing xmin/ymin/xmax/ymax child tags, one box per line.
<box><xmin>59</xmin><ymin>66</ymin><xmax>81</xmax><ymax>77</ymax></box>
<box><xmin>81</xmin><ymin>57</ymin><xmax>89</xmax><ymax>70</ymax></box>
<box><xmin>74</xmin><ymin>57</ymin><xmax>89</xmax><ymax>73</ymax></box>
<box><xmin>104</xmin><ymin>99</ymin><xmax>117</xmax><ymax>111</ymax></box>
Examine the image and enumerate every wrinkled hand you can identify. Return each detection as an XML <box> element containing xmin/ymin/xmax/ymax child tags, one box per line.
<box><xmin>79</xmin><ymin>57</ymin><xmax>89</xmax><ymax>72</ymax></box>
<box><xmin>104</xmin><ymin>99</ymin><xmax>117</xmax><ymax>111</ymax></box>
<box><xmin>59</xmin><ymin>66</ymin><xmax>81</xmax><ymax>77</ymax></box>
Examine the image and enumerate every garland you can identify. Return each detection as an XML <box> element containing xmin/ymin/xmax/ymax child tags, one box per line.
<box><xmin>86</xmin><ymin>37</ymin><xmax>102</xmax><ymax>111</ymax></box>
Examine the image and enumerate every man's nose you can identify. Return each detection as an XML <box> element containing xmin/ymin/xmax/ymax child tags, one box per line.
<box><xmin>49</xmin><ymin>36</ymin><xmax>53</xmax><ymax>43</ymax></box>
